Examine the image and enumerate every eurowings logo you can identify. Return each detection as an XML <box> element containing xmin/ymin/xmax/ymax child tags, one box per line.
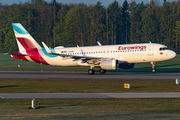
<box><xmin>118</xmin><ymin>46</ymin><xmax>146</xmax><ymax>51</ymax></box>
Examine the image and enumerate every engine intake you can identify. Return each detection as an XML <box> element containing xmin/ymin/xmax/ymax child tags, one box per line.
<box><xmin>101</xmin><ymin>59</ymin><xmax>118</xmax><ymax>70</ymax></box>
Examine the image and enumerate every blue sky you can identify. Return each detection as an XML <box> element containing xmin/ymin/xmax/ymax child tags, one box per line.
<box><xmin>0</xmin><ymin>0</ymin><xmax>175</xmax><ymax>6</ymax></box>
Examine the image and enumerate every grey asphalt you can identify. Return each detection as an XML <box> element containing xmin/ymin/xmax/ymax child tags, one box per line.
<box><xmin>0</xmin><ymin>71</ymin><xmax>180</xmax><ymax>80</ymax></box>
<box><xmin>0</xmin><ymin>93</ymin><xmax>180</xmax><ymax>98</ymax></box>
<box><xmin>0</xmin><ymin>71</ymin><xmax>180</xmax><ymax>99</ymax></box>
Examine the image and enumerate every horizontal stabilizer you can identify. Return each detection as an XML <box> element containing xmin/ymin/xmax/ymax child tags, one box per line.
<box><xmin>11</xmin><ymin>52</ymin><xmax>29</xmax><ymax>56</ymax></box>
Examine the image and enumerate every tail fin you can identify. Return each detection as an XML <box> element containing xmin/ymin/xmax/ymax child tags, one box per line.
<box><xmin>12</xmin><ymin>23</ymin><xmax>41</xmax><ymax>51</ymax></box>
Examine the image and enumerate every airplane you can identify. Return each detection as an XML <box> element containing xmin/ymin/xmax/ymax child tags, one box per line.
<box><xmin>11</xmin><ymin>23</ymin><xmax>176</xmax><ymax>75</ymax></box>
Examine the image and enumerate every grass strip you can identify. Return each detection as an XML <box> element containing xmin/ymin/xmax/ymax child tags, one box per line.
<box><xmin>0</xmin><ymin>79</ymin><xmax>179</xmax><ymax>93</ymax></box>
<box><xmin>0</xmin><ymin>98</ymin><xmax>180</xmax><ymax>119</ymax></box>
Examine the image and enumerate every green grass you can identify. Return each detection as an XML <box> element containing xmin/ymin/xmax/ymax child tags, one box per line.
<box><xmin>0</xmin><ymin>98</ymin><xmax>180</xmax><ymax>119</ymax></box>
<box><xmin>0</xmin><ymin>79</ymin><xmax>180</xmax><ymax>119</ymax></box>
<box><xmin>0</xmin><ymin>79</ymin><xmax>179</xmax><ymax>93</ymax></box>
<box><xmin>1</xmin><ymin>53</ymin><xmax>180</xmax><ymax>72</ymax></box>
<box><xmin>1</xmin><ymin>54</ymin><xmax>180</xmax><ymax>119</ymax></box>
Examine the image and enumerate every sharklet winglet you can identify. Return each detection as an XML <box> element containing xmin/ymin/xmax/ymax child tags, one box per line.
<box><xmin>97</xmin><ymin>41</ymin><xmax>102</xmax><ymax>46</ymax></box>
<box><xmin>42</xmin><ymin>42</ymin><xmax>53</xmax><ymax>54</ymax></box>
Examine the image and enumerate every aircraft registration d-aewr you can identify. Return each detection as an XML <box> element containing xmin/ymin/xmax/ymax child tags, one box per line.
<box><xmin>11</xmin><ymin>23</ymin><xmax>176</xmax><ymax>74</ymax></box>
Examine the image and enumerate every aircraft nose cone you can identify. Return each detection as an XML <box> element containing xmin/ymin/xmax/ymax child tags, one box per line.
<box><xmin>171</xmin><ymin>51</ymin><xmax>176</xmax><ymax>59</ymax></box>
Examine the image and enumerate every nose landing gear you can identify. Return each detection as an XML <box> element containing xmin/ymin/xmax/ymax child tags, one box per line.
<box><xmin>151</xmin><ymin>62</ymin><xmax>156</xmax><ymax>73</ymax></box>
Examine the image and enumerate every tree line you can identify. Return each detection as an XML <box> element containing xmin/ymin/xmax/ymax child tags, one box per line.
<box><xmin>0</xmin><ymin>0</ymin><xmax>180</xmax><ymax>53</ymax></box>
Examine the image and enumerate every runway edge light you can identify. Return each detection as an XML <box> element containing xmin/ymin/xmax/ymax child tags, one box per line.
<box><xmin>124</xmin><ymin>83</ymin><xmax>130</xmax><ymax>89</ymax></box>
<box><xmin>176</xmin><ymin>79</ymin><xmax>180</xmax><ymax>85</ymax></box>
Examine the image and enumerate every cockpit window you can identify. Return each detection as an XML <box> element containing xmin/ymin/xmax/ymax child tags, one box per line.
<box><xmin>159</xmin><ymin>47</ymin><xmax>169</xmax><ymax>51</ymax></box>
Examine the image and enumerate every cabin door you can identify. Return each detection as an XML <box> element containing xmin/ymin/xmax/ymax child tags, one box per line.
<box><xmin>148</xmin><ymin>45</ymin><xmax>154</xmax><ymax>56</ymax></box>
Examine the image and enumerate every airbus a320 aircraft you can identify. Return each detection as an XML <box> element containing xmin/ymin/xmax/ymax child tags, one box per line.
<box><xmin>11</xmin><ymin>23</ymin><xmax>176</xmax><ymax>74</ymax></box>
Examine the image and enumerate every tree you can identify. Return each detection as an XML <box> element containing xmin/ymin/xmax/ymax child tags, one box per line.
<box><xmin>2</xmin><ymin>4</ymin><xmax>29</xmax><ymax>52</ymax></box>
<box><xmin>141</xmin><ymin>2</ymin><xmax>159</xmax><ymax>43</ymax></box>
<box><xmin>173</xmin><ymin>20</ymin><xmax>180</xmax><ymax>53</ymax></box>
<box><xmin>90</xmin><ymin>2</ymin><xmax>106</xmax><ymax>45</ymax></box>
<box><xmin>130</xmin><ymin>2</ymin><xmax>145</xmax><ymax>43</ymax></box>
<box><xmin>0</xmin><ymin>4</ymin><xmax>5</xmax><ymax>52</ymax></box>
<box><xmin>1</xmin><ymin>0</ymin><xmax>180</xmax><ymax>53</ymax></box>
<box><xmin>107</xmin><ymin>1</ymin><xmax>122</xmax><ymax>45</ymax></box>
<box><xmin>54</xmin><ymin>3</ymin><xmax>106</xmax><ymax>47</ymax></box>
<box><xmin>122</xmin><ymin>0</ymin><xmax>130</xmax><ymax>44</ymax></box>
<box><xmin>33</xmin><ymin>1</ymin><xmax>54</xmax><ymax>47</ymax></box>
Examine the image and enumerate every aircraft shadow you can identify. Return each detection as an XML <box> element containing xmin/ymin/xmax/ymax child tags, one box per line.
<box><xmin>0</xmin><ymin>85</ymin><xmax>18</xmax><ymax>88</ymax></box>
<box><xmin>155</xmin><ymin>63</ymin><xmax>180</xmax><ymax>68</ymax></box>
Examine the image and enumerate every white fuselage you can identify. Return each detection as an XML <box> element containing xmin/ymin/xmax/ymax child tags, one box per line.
<box><xmin>38</xmin><ymin>43</ymin><xmax>176</xmax><ymax>67</ymax></box>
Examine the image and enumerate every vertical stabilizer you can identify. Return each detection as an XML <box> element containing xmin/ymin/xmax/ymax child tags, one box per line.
<box><xmin>12</xmin><ymin>23</ymin><xmax>41</xmax><ymax>51</ymax></box>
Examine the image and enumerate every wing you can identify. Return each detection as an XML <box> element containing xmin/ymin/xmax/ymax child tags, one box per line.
<box><xmin>42</xmin><ymin>42</ymin><xmax>105</xmax><ymax>65</ymax></box>
<box><xmin>63</xmin><ymin>54</ymin><xmax>103</xmax><ymax>65</ymax></box>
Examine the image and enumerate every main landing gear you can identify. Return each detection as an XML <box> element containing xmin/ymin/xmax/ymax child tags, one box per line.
<box><xmin>88</xmin><ymin>66</ymin><xmax>95</xmax><ymax>75</ymax></box>
<box><xmin>99</xmin><ymin>69</ymin><xmax>106</xmax><ymax>74</ymax></box>
<box><xmin>151</xmin><ymin>62</ymin><xmax>156</xmax><ymax>73</ymax></box>
<box><xmin>88</xmin><ymin>69</ymin><xmax>95</xmax><ymax>75</ymax></box>
<box><xmin>88</xmin><ymin>67</ymin><xmax>106</xmax><ymax>75</ymax></box>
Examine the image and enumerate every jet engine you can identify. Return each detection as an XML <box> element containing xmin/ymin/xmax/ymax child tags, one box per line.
<box><xmin>119</xmin><ymin>63</ymin><xmax>135</xmax><ymax>69</ymax></box>
<box><xmin>101</xmin><ymin>59</ymin><xmax>118</xmax><ymax>70</ymax></box>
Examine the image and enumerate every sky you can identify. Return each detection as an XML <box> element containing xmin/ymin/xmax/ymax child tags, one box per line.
<box><xmin>0</xmin><ymin>0</ymin><xmax>176</xmax><ymax>6</ymax></box>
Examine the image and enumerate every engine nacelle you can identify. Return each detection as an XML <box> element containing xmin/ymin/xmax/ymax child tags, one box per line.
<box><xmin>101</xmin><ymin>59</ymin><xmax>118</xmax><ymax>70</ymax></box>
<box><xmin>119</xmin><ymin>63</ymin><xmax>135</xmax><ymax>69</ymax></box>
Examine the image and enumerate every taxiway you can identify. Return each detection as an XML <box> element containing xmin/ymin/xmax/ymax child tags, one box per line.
<box><xmin>0</xmin><ymin>92</ymin><xmax>180</xmax><ymax>98</ymax></box>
